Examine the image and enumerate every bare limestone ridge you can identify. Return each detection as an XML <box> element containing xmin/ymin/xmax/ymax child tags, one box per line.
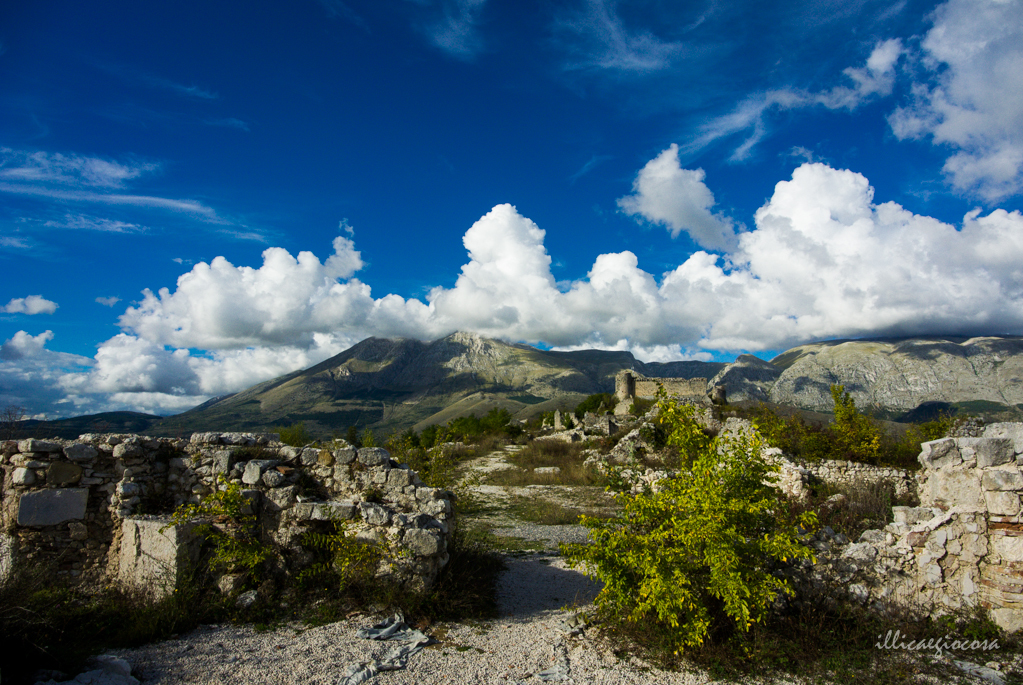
<box><xmin>713</xmin><ymin>335</ymin><xmax>1023</xmax><ymax>421</ymax></box>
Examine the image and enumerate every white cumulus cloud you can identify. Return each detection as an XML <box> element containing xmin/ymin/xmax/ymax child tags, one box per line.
<box><xmin>889</xmin><ymin>0</ymin><xmax>1023</xmax><ymax>200</ymax></box>
<box><xmin>617</xmin><ymin>144</ymin><xmax>738</xmax><ymax>250</ymax></box>
<box><xmin>36</xmin><ymin>163</ymin><xmax>1023</xmax><ymax>416</ymax></box>
<box><xmin>3</xmin><ymin>295</ymin><xmax>58</xmax><ymax>315</ymax></box>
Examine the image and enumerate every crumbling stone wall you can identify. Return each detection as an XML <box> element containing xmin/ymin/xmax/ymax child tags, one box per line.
<box><xmin>799</xmin><ymin>423</ymin><xmax>1023</xmax><ymax>632</ymax></box>
<box><xmin>0</xmin><ymin>432</ymin><xmax>453</xmax><ymax>594</ymax></box>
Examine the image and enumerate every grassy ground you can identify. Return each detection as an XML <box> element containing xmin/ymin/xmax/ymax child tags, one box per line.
<box><xmin>483</xmin><ymin>439</ymin><xmax>606</xmax><ymax>487</ymax></box>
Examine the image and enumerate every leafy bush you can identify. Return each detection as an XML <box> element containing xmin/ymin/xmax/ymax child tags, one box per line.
<box><xmin>563</xmin><ymin>399</ymin><xmax>816</xmax><ymax>654</ymax></box>
<box><xmin>298</xmin><ymin>520</ymin><xmax>380</xmax><ymax>592</ymax></box>
<box><xmin>276</xmin><ymin>422</ymin><xmax>312</xmax><ymax>447</ymax></box>
<box><xmin>629</xmin><ymin>397</ymin><xmax>655</xmax><ymax>417</ymax></box>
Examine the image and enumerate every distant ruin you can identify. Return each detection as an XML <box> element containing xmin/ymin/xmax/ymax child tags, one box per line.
<box><xmin>614</xmin><ymin>370</ymin><xmax>712</xmax><ymax>403</ymax></box>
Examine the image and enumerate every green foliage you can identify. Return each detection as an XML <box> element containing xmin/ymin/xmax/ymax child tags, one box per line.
<box><xmin>830</xmin><ymin>386</ymin><xmax>881</xmax><ymax>463</ymax></box>
<box><xmin>563</xmin><ymin>397</ymin><xmax>817</xmax><ymax>654</ymax></box>
<box><xmin>0</xmin><ymin>562</ymin><xmax>229</xmax><ymax>684</ymax></box>
<box><xmin>629</xmin><ymin>397</ymin><xmax>655</xmax><ymax>417</ymax></box>
<box><xmin>361</xmin><ymin>429</ymin><xmax>377</xmax><ymax>447</ymax></box>
<box><xmin>743</xmin><ymin>387</ymin><xmax>953</xmax><ymax>469</ymax></box>
<box><xmin>298</xmin><ymin>520</ymin><xmax>380</xmax><ymax>591</ymax></box>
<box><xmin>276</xmin><ymin>421</ymin><xmax>312</xmax><ymax>447</ymax></box>
<box><xmin>655</xmin><ymin>397</ymin><xmax>712</xmax><ymax>464</ymax></box>
<box><xmin>165</xmin><ymin>477</ymin><xmax>273</xmax><ymax>579</ymax></box>
<box><xmin>575</xmin><ymin>393</ymin><xmax>616</xmax><ymax>419</ymax></box>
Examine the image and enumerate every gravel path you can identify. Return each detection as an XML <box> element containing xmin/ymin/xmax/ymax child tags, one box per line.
<box><xmin>113</xmin><ymin>557</ymin><xmax>720</xmax><ymax>685</ymax></box>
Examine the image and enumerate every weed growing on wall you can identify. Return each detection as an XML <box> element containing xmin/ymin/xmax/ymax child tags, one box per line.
<box><xmin>563</xmin><ymin>398</ymin><xmax>817</xmax><ymax>654</ymax></box>
<box><xmin>298</xmin><ymin>520</ymin><xmax>380</xmax><ymax>592</ymax></box>
<box><xmin>165</xmin><ymin>477</ymin><xmax>272</xmax><ymax>580</ymax></box>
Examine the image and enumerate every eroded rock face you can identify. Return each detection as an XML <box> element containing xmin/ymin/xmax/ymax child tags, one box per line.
<box><xmin>769</xmin><ymin>336</ymin><xmax>1023</xmax><ymax>413</ymax></box>
<box><xmin>706</xmin><ymin>336</ymin><xmax>1023</xmax><ymax>416</ymax></box>
<box><xmin>709</xmin><ymin>354</ymin><xmax>780</xmax><ymax>403</ymax></box>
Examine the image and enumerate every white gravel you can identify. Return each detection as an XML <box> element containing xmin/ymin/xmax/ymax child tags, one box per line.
<box><xmin>112</xmin><ymin>557</ymin><xmax>722</xmax><ymax>685</ymax></box>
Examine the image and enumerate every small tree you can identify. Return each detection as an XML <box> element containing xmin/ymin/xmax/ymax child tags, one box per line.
<box><xmin>563</xmin><ymin>399</ymin><xmax>816</xmax><ymax>653</ymax></box>
<box><xmin>1</xmin><ymin>404</ymin><xmax>26</xmax><ymax>441</ymax></box>
<box><xmin>830</xmin><ymin>385</ymin><xmax>881</xmax><ymax>463</ymax></box>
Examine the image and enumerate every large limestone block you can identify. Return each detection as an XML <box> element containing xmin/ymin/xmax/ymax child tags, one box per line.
<box><xmin>990</xmin><ymin>607</ymin><xmax>1023</xmax><ymax>633</ymax></box>
<box><xmin>985</xmin><ymin>491</ymin><xmax>1021</xmax><ymax>516</ymax></box>
<box><xmin>118</xmin><ymin>518</ymin><xmax>201</xmax><ymax>598</ymax></box>
<box><xmin>46</xmin><ymin>461</ymin><xmax>83</xmax><ymax>486</ymax></box>
<box><xmin>973</xmin><ymin>438</ymin><xmax>1015</xmax><ymax>468</ymax></box>
<box><xmin>919</xmin><ymin>439</ymin><xmax>960</xmax><ymax>470</ymax></box>
<box><xmin>984</xmin><ymin>423</ymin><xmax>1023</xmax><ymax>455</ymax></box>
<box><xmin>242</xmin><ymin>459</ymin><xmax>279</xmax><ymax>485</ymax></box>
<box><xmin>926</xmin><ymin>469</ymin><xmax>984</xmax><ymax>509</ymax></box>
<box><xmin>64</xmin><ymin>443</ymin><xmax>99</xmax><ymax>461</ymax></box>
<box><xmin>18</xmin><ymin>439</ymin><xmax>61</xmax><ymax>453</ymax></box>
<box><xmin>403</xmin><ymin>529</ymin><xmax>442</xmax><ymax>556</ymax></box>
<box><xmin>358</xmin><ymin>447</ymin><xmax>391</xmax><ymax>467</ymax></box>
<box><xmin>17</xmin><ymin>488</ymin><xmax>88</xmax><ymax>526</ymax></box>
<box><xmin>982</xmin><ymin>469</ymin><xmax>1023</xmax><ymax>491</ymax></box>
<box><xmin>991</xmin><ymin>534</ymin><xmax>1023</xmax><ymax>563</ymax></box>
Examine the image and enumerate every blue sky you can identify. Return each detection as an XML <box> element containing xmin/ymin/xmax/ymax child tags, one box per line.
<box><xmin>2</xmin><ymin>0</ymin><xmax>1023</xmax><ymax>418</ymax></box>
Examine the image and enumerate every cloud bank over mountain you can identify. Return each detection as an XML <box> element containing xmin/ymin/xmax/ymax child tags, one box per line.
<box><xmin>6</xmin><ymin>161</ymin><xmax>1022</xmax><ymax>415</ymax></box>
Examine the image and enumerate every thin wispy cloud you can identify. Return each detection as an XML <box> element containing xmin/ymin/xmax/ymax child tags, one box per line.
<box><xmin>569</xmin><ymin>154</ymin><xmax>613</xmax><ymax>184</ymax></box>
<box><xmin>96</xmin><ymin>296</ymin><xmax>121</xmax><ymax>307</ymax></box>
<box><xmin>422</xmin><ymin>0</ymin><xmax>488</xmax><ymax>60</ymax></box>
<box><xmin>102</xmin><ymin>63</ymin><xmax>218</xmax><ymax>100</ymax></box>
<box><xmin>0</xmin><ymin>183</ymin><xmax>225</xmax><ymax>222</ymax></box>
<box><xmin>0</xmin><ymin>148</ymin><xmax>159</xmax><ymax>188</ymax></box>
<box><xmin>44</xmin><ymin>213</ymin><xmax>147</xmax><ymax>233</ymax></box>
<box><xmin>687</xmin><ymin>39</ymin><xmax>902</xmax><ymax>161</ymax></box>
<box><xmin>315</xmin><ymin>0</ymin><xmax>370</xmax><ymax>33</ymax></box>
<box><xmin>553</xmin><ymin>0</ymin><xmax>686</xmax><ymax>74</ymax></box>
<box><xmin>0</xmin><ymin>147</ymin><xmax>227</xmax><ymax>223</ymax></box>
<box><xmin>0</xmin><ymin>236</ymin><xmax>32</xmax><ymax>250</ymax></box>
<box><xmin>204</xmin><ymin>117</ymin><xmax>251</xmax><ymax>132</ymax></box>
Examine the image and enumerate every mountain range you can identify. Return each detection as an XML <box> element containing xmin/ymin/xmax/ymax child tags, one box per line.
<box><xmin>18</xmin><ymin>333</ymin><xmax>1023</xmax><ymax>440</ymax></box>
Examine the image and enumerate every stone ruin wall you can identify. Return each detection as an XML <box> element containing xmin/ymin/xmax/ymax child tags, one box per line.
<box><xmin>778</xmin><ymin>423</ymin><xmax>1023</xmax><ymax>632</ymax></box>
<box><xmin>614</xmin><ymin>370</ymin><xmax>709</xmax><ymax>403</ymax></box>
<box><xmin>0</xmin><ymin>432</ymin><xmax>453</xmax><ymax>595</ymax></box>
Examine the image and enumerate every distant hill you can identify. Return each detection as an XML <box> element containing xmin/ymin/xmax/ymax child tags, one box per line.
<box><xmin>151</xmin><ymin>331</ymin><xmax>724</xmax><ymax>438</ymax></box>
<box><xmin>25</xmin><ymin>334</ymin><xmax>1023</xmax><ymax>442</ymax></box>
<box><xmin>13</xmin><ymin>411</ymin><xmax>163</xmax><ymax>440</ymax></box>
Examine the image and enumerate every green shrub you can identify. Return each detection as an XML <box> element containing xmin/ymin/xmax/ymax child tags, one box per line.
<box><xmin>629</xmin><ymin>397</ymin><xmax>655</xmax><ymax>417</ymax></box>
<box><xmin>563</xmin><ymin>399</ymin><xmax>817</xmax><ymax>654</ymax></box>
<box><xmin>743</xmin><ymin>387</ymin><xmax>953</xmax><ymax>469</ymax></box>
<box><xmin>277</xmin><ymin>422</ymin><xmax>312</xmax><ymax>447</ymax></box>
<box><xmin>298</xmin><ymin>520</ymin><xmax>380</xmax><ymax>592</ymax></box>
